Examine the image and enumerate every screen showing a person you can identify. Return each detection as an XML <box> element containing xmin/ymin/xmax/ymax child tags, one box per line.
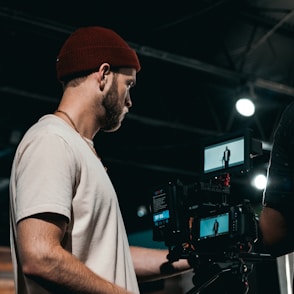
<box><xmin>199</xmin><ymin>212</ymin><xmax>229</xmax><ymax>239</ymax></box>
<box><xmin>204</xmin><ymin>136</ymin><xmax>244</xmax><ymax>174</ymax></box>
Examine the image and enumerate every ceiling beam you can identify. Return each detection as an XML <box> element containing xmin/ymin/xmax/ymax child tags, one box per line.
<box><xmin>130</xmin><ymin>43</ymin><xmax>294</xmax><ymax>97</ymax></box>
<box><xmin>1</xmin><ymin>6</ymin><xmax>294</xmax><ymax>97</ymax></box>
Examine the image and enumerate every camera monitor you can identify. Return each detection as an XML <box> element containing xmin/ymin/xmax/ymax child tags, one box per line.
<box><xmin>201</xmin><ymin>129</ymin><xmax>253</xmax><ymax>178</ymax></box>
<box><xmin>199</xmin><ymin>212</ymin><xmax>229</xmax><ymax>239</ymax></box>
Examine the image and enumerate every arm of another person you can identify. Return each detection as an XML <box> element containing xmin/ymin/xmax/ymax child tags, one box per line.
<box><xmin>259</xmin><ymin>207</ymin><xmax>288</xmax><ymax>245</ymax></box>
<box><xmin>259</xmin><ymin>206</ymin><xmax>293</xmax><ymax>256</ymax></box>
<box><xmin>130</xmin><ymin>246</ymin><xmax>192</xmax><ymax>283</ymax></box>
<box><xmin>17</xmin><ymin>213</ymin><xmax>133</xmax><ymax>294</ymax></box>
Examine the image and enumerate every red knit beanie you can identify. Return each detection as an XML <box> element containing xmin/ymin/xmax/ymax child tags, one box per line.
<box><xmin>56</xmin><ymin>26</ymin><xmax>141</xmax><ymax>82</ymax></box>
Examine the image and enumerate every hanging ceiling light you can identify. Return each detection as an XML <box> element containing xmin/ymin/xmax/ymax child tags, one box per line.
<box><xmin>235</xmin><ymin>82</ymin><xmax>256</xmax><ymax>117</ymax></box>
<box><xmin>235</xmin><ymin>98</ymin><xmax>255</xmax><ymax>117</ymax></box>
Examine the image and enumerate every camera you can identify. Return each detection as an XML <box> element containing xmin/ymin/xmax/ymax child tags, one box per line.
<box><xmin>151</xmin><ymin>181</ymin><xmax>258</xmax><ymax>260</ymax></box>
<box><xmin>150</xmin><ymin>129</ymin><xmax>273</xmax><ymax>293</ymax></box>
<box><xmin>191</xmin><ymin>200</ymin><xmax>257</xmax><ymax>255</ymax></box>
<box><xmin>151</xmin><ymin>129</ymin><xmax>263</xmax><ymax>261</ymax></box>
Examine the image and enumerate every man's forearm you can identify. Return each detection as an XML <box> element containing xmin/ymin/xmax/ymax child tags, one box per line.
<box><xmin>22</xmin><ymin>246</ymin><xmax>132</xmax><ymax>294</ymax></box>
<box><xmin>130</xmin><ymin>246</ymin><xmax>192</xmax><ymax>283</ymax></box>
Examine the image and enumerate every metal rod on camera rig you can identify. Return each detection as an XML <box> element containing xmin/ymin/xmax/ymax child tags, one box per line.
<box><xmin>186</xmin><ymin>259</ymin><xmax>251</xmax><ymax>294</ymax></box>
<box><xmin>186</xmin><ymin>267</ymin><xmax>231</xmax><ymax>294</ymax></box>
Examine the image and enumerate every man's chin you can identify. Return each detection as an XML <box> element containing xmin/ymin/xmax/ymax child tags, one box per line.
<box><xmin>102</xmin><ymin>123</ymin><xmax>121</xmax><ymax>133</ymax></box>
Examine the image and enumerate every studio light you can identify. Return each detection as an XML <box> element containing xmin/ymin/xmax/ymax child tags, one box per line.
<box><xmin>252</xmin><ymin>174</ymin><xmax>267</xmax><ymax>190</ymax></box>
<box><xmin>235</xmin><ymin>98</ymin><xmax>255</xmax><ymax>117</ymax></box>
<box><xmin>235</xmin><ymin>82</ymin><xmax>256</xmax><ymax>117</ymax></box>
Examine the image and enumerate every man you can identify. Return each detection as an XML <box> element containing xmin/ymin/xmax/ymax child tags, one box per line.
<box><xmin>259</xmin><ymin>102</ymin><xmax>294</xmax><ymax>293</ymax></box>
<box><xmin>222</xmin><ymin>146</ymin><xmax>230</xmax><ymax>169</ymax></box>
<box><xmin>259</xmin><ymin>102</ymin><xmax>294</xmax><ymax>257</ymax></box>
<box><xmin>9</xmin><ymin>26</ymin><xmax>191</xmax><ymax>294</ymax></box>
<box><xmin>213</xmin><ymin>219</ymin><xmax>219</xmax><ymax>236</ymax></box>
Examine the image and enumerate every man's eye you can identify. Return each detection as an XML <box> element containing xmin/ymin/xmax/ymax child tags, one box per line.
<box><xmin>127</xmin><ymin>82</ymin><xmax>134</xmax><ymax>90</ymax></box>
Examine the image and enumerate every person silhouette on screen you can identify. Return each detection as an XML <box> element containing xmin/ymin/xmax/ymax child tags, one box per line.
<box><xmin>213</xmin><ymin>219</ymin><xmax>219</xmax><ymax>236</ymax></box>
<box><xmin>223</xmin><ymin>146</ymin><xmax>231</xmax><ymax>169</ymax></box>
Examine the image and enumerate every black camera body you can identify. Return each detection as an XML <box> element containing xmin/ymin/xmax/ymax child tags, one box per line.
<box><xmin>191</xmin><ymin>200</ymin><xmax>257</xmax><ymax>255</ymax></box>
<box><xmin>151</xmin><ymin>181</ymin><xmax>258</xmax><ymax>259</ymax></box>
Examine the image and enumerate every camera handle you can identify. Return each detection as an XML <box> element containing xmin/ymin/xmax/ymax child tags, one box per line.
<box><xmin>185</xmin><ymin>258</ymin><xmax>251</xmax><ymax>294</ymax></box>
<box><xmin>167</xmin><ymin>244</ymin><xmax>274</xmax><ymax>293</ymax></box>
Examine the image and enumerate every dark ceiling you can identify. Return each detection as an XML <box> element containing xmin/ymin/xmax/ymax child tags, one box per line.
<box><xmin>1</xmin><ymin>0</ymin><xmax>294</xmax><ymax>237</ymax></box>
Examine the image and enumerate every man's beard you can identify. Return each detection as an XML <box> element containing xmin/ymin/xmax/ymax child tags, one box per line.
<box><xmin>100</xmin><ymin>80</ymin><xmax>124</xmax><ymax>132</ymax></box>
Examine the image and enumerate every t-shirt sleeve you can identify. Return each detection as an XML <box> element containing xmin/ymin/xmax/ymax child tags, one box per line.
<box><xmin>15</xmin><ymin>132</ymin><xmax>78</xmax><ymax>223</ymax></box>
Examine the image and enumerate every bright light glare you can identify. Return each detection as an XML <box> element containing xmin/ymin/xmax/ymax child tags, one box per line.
<box><xmin>235</xmin><ymin>98</ymin><xmax>255</xmax><ymax>117</ymax></box>
<box><xmin>253</xmin><ymin>174</ymin><xmax>267</xmax><ymax>190</ymax></box>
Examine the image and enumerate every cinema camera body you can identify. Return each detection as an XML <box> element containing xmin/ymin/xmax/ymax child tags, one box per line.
<box><xmin>151</xmin><ymin>128</ymin><xmax>263</xmax><ymax>263</ymax></box>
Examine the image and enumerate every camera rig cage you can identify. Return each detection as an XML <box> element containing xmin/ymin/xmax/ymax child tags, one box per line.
<box><xmin>150</xmin><ymin>129</ymin><xmax>273</xmax><ymax>293</ymax></box>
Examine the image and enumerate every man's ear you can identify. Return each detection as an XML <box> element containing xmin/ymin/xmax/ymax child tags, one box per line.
<box><xmin>98</xmin><ymin>63</ymin><xmax>111</xmax><ymax>90</ymax></box>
